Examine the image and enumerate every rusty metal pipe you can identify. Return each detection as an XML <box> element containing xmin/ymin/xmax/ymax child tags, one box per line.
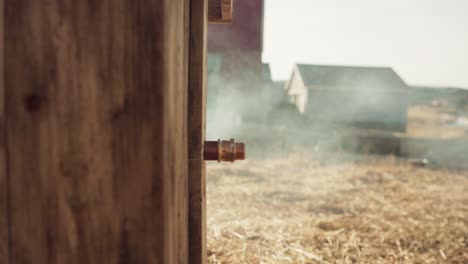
<box><xmin>204</xmin><ymin>139</ymin><xmax>245</xmax><ymax>162</ymax></box>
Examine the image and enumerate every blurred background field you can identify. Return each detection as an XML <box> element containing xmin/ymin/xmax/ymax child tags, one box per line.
<box><xmin>207</xmin><ymin>154</ymin><xmax>468</xmax><ymax>263</ymax></box>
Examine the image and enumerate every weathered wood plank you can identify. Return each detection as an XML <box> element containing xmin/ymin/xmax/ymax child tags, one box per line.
<box><xmin>0</xmin><ymin>0</ymin><xmax>10</xmax><ymax>262</ymax></box>
<box><xmin>188</xmin><ymin>0</ymin><xmax>207</xmax><ymax>263</ymax></box>
<box><xmin>189</xmin><ymin>0</ymin><xmax>208</xmax><ymax>159</ymax></box>
<box><xmin>188</xmin><ymin>159</ymin><xmax>206</xmax><ymax>264</ymax></box>
<box><xmin>4</xmin><ymin>1</ymin><xmax>189</xmax><ymax>263</ymax></box>
<box><xmin>208</xmin><ymin>0</ymin><xmax>232</xmax><ymax>23</ymax></box>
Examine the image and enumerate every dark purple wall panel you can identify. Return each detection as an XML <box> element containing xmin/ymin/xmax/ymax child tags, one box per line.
<box><xmin>208</xmin><ymin>0</ymin><xmax>263</xmax><ymax>51</ymax></box>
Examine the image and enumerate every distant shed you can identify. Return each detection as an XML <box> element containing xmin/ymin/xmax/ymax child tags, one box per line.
<box><xmin>206</xmin><ymin>0</ymin><xmax>272</xmax><ymax>124</ymax></box>
<box><xmin>286</xmin><ymin>64</ymin><xmax>409</xmax><ymax>132</ymax></box>
<box><xmin>207</xmin><ymin>0</ymin><xmax>265</xmax><ymax>82</ymax></box>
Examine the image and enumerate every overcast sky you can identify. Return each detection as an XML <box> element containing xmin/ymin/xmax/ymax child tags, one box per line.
<box><xmin>263</xmin><ymin>0</ymin><xmax>468</xmax><ymax>87</ymax></box>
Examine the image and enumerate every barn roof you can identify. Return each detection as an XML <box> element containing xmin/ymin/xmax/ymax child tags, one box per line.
<box><xmin>296</xmin><ymin>64</ymin><xmax>408</xmax><ymax>90</ymax></box>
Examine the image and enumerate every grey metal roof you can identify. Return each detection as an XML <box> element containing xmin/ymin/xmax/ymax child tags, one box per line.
<box><xmin>296</xmin><ymin>64</ymin><xmax>408</xmax><ymax>90</ymax></box>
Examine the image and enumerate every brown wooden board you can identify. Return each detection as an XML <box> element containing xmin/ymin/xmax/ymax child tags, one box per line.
<box><xmin>208</xmin><ymin>0</ymin><xmax>233</xmax><ymax>23</ymax></box>
<box><xmin>189</xmin><ymin>0</ymin><xmax>208</xmax><ymax>160</ymax></box>
<box><xmin>188</xmin><ymin>0</ymin><xmax>208</xmax><ymax>263</ymax></box>
<box><xmin>188</xmin><ymin>159</ymin><xmax>206</xmax><ymax>264</ymax></box>
<box><xmin>4</xmin><ymin>0</ymin><xmax>189</xmax><ymax>263</ymax></box>
<box><xmin>0</xmin><ymin>0</ymin><xmax>10</xmax><ymax>262</ymax></box>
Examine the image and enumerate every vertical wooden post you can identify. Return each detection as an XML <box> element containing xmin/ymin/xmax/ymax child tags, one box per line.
<box><xmin>188</xmin><ymin>0</ymin><xmax>207</xmax><ymax>263</ymax></box>
<box><xmin>0</xmin><ymin>0</ymin><xmax>9</xmax><ymax>262</ymax></box>
<box><xmin>2</xmin><ymin>0</ymin><xmax>191</xmax><ymax>263</ymax></box>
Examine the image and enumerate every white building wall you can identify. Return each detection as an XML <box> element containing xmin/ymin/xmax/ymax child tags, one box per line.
<box><xmin>287</xmin><ymin>67</ymin><xmax>308</xmax><ymax>114</ymax></box>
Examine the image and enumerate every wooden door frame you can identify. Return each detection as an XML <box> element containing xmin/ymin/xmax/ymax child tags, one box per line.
<box><xmin>188</xmin><ymin>1</ymin><xmax>233</xmax><ymax>263</ymax></box>
<box><xmin>188</xmin><ymin>0</ymin><xmax>207</xmax><ymax>263</ymax></box>
<box><xmin>0</xmin><ymin>0</ymin><xmax>9</xmax><ymax>262</ymax></box>
<box><xmin>0</xmin><ymin>0</ymin><xmax>228</xmax><ymax>262</ymax></box>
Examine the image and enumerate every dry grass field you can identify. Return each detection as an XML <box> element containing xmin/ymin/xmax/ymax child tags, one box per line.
<box><xmin>407</xmin><ymin>105</ymin><xmax>468</xmax><ymax>139</ymax></box>
<box><xmin>206</xmin><ymin>153</ymin><xmax>468</xmax><ymax>263</ymax></box>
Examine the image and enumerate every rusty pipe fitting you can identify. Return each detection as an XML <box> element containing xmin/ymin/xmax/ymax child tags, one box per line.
<box><xmin>204</xmin><ymin>139</ymin><xmax>245</xmax><ymax>162</ymax></box>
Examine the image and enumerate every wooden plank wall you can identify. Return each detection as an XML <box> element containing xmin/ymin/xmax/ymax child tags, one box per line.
<box><xmin>2</xmin><ymin>0</ymin><xmax>190</xmax><ymax>263</ymax></box>
<box><xmin>188</xmin><ymin>0</ymin><xmax>207</xmax><ymax>263</ymax></box>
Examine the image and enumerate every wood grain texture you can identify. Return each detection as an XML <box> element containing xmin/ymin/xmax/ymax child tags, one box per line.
<box><xmin>188</xmin><ymin>0</ymin><xmax>207</xmax><ymax>263</ymax></box>
<box><xmin>208</xmin><ymin>0</ymin><xmax>232</xmax><ymax>23</ymax></box>
<box><xmin>0</xmin><ymin>0</ymin><xmax>10</xmax><ymax>262</ymax></box>
<box><xmin>4</xmin><ymin>1</ymin><xmax>189</xmax><ymax>263</ymax></box>
<box><xmin>189</xmin><ymin>0</ymin><xmax>208</xmax><ymax>160</ymax></box>
<box><xmin>188</xmin><ymin>159</ymin><xmax>206</xmax><ymax>264</ymax></box>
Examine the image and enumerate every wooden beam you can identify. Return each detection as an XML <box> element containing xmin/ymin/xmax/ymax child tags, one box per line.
<box><xmin>188</xmin><ymin>0</ymin><xmax>207</xmax><ymax>263</ymax></box>
<box><xmin>188</xmin><ymin>159</ymin><xmax>206</xmax><ymax>264</ymax></box>
<box><xmin>189</xmin><ymin>1</ymin><xmax>208</xmax><ymax>159</ymax></box>
<box><xmin>4</xmin><ymin>0</ymin><xmax>189</xmax><ymax>263</ymax></box>
<box><xmin>0</xmin><ymin>0</ymin><xmax>10</xmax><ymax>262</ymax></box>
<box><xmin>208</xmin><ymin>0</ymin><xmax>233</xmax><ymax>23</ymax></box>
